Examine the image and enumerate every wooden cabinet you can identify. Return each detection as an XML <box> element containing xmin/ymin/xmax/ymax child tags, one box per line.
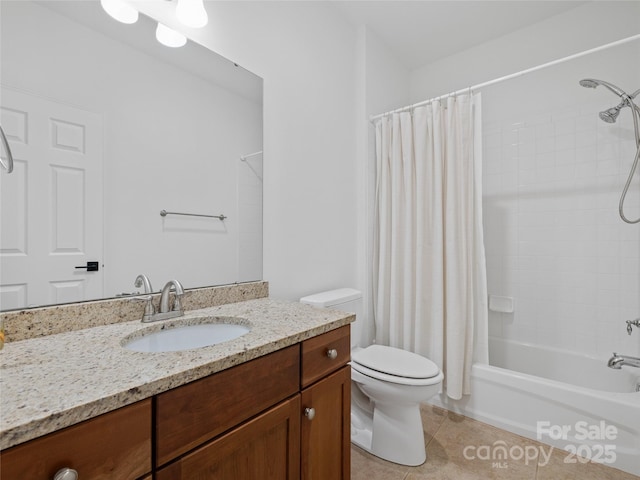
<box><xmin>301</xmin><ymin>325</ymin><xmax>351</xmax><ymax>387</ymax></box>
<box><xmin>1</xmin><ymin>326</ymin><xmax>351</xmax><ymax>480</ymax></box>
<box><xmin>157</xmin><ymin>396</ymin><xmax>301</xmax><ymax>480</ymax></box>
<box><xmin>0</xmin><ymin>399</ymin><xmax>152</xmax><ymax>480</ymax></box>
<box><xmin>157</xmin><ymin>325</ymin><xmax>351</xmax><ymax>479</ymax></box>
<box><xmin>155</xmin><ymin>345</ymin><xmax>300</xmax><ymax>467</ymax></box>
<box><xmin>300</xmin><ymin>325</ymin><xmax>351</xmax><ymax>480</ymax></box>
<box><xmin>301</xmin><ymin>366</ymin><xmax>351</xmax><ymax>480</ymax></box>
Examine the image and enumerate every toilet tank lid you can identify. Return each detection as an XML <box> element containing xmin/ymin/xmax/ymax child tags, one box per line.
<box><xmin>300</xmin><ymin>288</ymin><xmax>361</xmax><ymax>307</ymax></box>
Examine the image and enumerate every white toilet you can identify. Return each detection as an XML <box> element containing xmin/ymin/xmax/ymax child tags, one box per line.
<box><xmin>300</xmin><ymin>288</ymin><xmax>444</xmax><ymax>466</ymax></box>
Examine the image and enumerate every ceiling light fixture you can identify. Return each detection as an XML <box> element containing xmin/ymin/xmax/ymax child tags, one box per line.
<box><xmin>176</xmin><ymin>0</ymin><xmax>208</xmax><ymax>28</ymax></box>
<box><xmin>100</xmin><ymin>0</ymin><xmax>139</xmax><ymax>24</ymax></box>
<box><xmin>155</xmin><ymin>22</ymin><xmax>187</xmax><ymax>48</ymax></box>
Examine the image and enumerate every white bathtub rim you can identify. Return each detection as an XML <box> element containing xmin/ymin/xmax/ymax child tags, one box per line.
<box><xmin>473</xmin><ymin>361</ymin><xmax>639</xmax><ymax>404</ymax></box>
<box><xmin>488</xmin><ymin>336</ymin><xmax>640</xmax><ymax>385</ymax></box>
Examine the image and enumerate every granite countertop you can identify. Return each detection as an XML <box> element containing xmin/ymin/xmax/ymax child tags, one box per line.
<box><xmin>0</xmin><ymin>298</ymin><xmax>353</xmax><ymax>450</ymax></box>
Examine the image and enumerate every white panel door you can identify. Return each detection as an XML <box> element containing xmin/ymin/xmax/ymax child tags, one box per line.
<box><xmin>0</xmin><ymin>87</ymin><xmax>103</xmax><ymax>309</ymax></box>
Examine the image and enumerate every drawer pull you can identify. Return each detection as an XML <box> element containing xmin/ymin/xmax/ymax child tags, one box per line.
<box><xmin>54</xmin><ymin>468</ymin><xmax>78</xmax><ymax>480</ymax></box>
<box><xmin>304</xmin><ymin>407</ymin><xmax>316</xmax><ymax>420</ymax></box>
<box><xmin>326</xmin><ymin>348</ymin><xmax>338</xmax><ymax>360</ymax></box>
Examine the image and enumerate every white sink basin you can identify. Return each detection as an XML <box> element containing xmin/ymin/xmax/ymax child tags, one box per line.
<box><xmin>122</xmin><ymin>317</ymin><xmax>251</xmax><ymax>353</ymax></box>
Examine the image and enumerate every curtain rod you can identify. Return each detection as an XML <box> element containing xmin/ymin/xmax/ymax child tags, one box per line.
<box><xmin>370</xmin><ymin>33</ymin><xmax>640</xmax><ymax>123</ymax></box>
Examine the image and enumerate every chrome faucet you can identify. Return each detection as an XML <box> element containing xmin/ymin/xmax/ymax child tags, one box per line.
<box><xmin>135</xmin><ymin>274</ymin><xmax>154</xmax><ymax>294</ymax></box>
<box><xmin>133</xmin><ymin>274</ymin><xmax>156</xmax><ymax>322</ymax></box>
<box><xmin>626</xmin><ymin>318</ymin><xmax>640</xmax><ymax>335</ymax></box>
<box><xmin>607</xmin><ymin>352</ymin><xmax>640</xmax><ymax>369</ymax></box>
<box><xmin>137</xmin><ymin>277</ymin><xmax>184</xmax><ymax>323</ymax></box>
<box><xmin>157</xmin><ymin>279</ymin><xmax>185</xmax><ymax>320</ymax></box>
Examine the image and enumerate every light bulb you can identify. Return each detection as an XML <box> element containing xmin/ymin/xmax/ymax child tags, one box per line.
<box><xmin>155</xmin><ymin>23</ymin><xmax>187</xmax><ymax>48</ymax></box>
<box><xmin>176</xmin><ymin>0</ymin><xmax>208</xmax><ymax>28</ymax></box>
<box><xmin>100</xmin><ymin>0</ymin><xmax>138</xmax><ymax>24</ymax></box>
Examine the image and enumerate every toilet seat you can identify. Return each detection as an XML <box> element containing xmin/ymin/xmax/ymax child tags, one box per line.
<box><xmin>352</xmin><ymin>345</ymin><xmax>441</xmax><ymax>386</ymax></box>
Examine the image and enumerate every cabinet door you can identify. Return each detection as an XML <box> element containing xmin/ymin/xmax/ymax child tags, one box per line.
<box><xmin>157</xmin><ymin>396</ymin><xmax>301</xmax><ymax>480</ymax></box>
<box><xmin>0</xmin><ymin>399</ymin><xmax>151</xmax><ymax>480</ymax></box>
<box><xmin>301</xmin><ymin>366</ymin><xmax>350</xmax><ymax>480</ymax></box>
<box><xmin>156</xmin><ymin>345</ymin><xmax>299</xmax><ymax>466</ymax></box>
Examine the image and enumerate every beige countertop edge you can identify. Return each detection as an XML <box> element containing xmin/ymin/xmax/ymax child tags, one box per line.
<box><xmin>0</xmin><ymin>298</ymin><xmax>354</xmax><ymax>450</ymax></box>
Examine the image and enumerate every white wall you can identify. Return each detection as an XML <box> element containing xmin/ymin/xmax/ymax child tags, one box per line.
<box><xmin>408</xmin><ymin>1</ymin><xmax>640</xmax><ymax>358</ymax></box>
<box><xmin>136</xmin><ymin>1</ymin><xmax>360</xmax><ymax>301</ymax></box>
<box><xmin>409</xmin><ymin>2</ymin><xmax>640</xmax><ymax>102</ymax></box>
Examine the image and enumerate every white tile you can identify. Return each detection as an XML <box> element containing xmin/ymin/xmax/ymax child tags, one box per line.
<box><xmin>597</xmin><ymin>141</ymin><xmax>621</xmax><ymax>162</ymax></box>
<box><xmin>574</xmin><ymin>146</ymin><xmax>596</xmax><ymax>163</ymax></box>
<box><xmin>597</xmin><ymin>288</ymin><xmax>619</xmax><ymax>307</ymax></box>
<box><xmin>575</xmin><ymin>114</ymin><xmax>597</xmax><ymax>133</ymax></box>
<box><xmin>555</xmin><ymin>133</ymin><xmax>575</xmax><ymax>151</ymax></box>
<box><xmin>576</xmin><ymin>130</ymin><xmax>597</xmax><ymax>148</ymax></box>
<box><xmin>536</xmin><ymin>152</ymin><xmax>555</xmax><ymax>169</ymax></box>
<box><xmin>597</xmin><ymin>257</ymin><xmax>619</xmax><ymax>274</ymax></box>
<box><xmin>554</xmin><ymin>117</ymin><xmax>575</xmax><ymax>136</ymax></box>
<box><xmin>518</xmin><ymin>126</ymin><xmax>535</xmax><ymax>144</ymax></box>
<box><xmin>484</xmin><ymin>132</ymin><xmax>502</xmax><ymax>149</ymax></box>
<box><xmin>535</xmin><ymin>123</ymin><xmax>554</xmax><ymax>139</ymax></box>
<box><xmin>536</xmin><ymin>136</ymin><xmax>555</xmax><ymax>154</ymax></box>
<box><xmin>555</xmin><ymin>149</ymin><xmax>576</xmax><ymax>166</ymax></box>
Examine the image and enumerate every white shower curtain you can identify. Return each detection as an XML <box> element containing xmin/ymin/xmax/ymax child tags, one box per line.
<box><xmin>372</xmin><ymin>92</ymin><xmax>488</xmax><ymax>400</ymax></box>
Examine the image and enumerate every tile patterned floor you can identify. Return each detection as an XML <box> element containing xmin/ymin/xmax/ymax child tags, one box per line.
<box><xmin>352</xmin><ymin>405</ymin><xmax>640</xmax><ymax>480</ymax></box>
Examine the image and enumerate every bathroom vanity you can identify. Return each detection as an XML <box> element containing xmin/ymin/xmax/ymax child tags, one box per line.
<box><xmin>0</xmin><ymin>286</ymin><xmax>352</xmax><ymax>479</ymax></box>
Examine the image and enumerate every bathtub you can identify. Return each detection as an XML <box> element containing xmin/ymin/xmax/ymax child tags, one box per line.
<box><xmin>433</xmin><ymin>337</ymin><xmax>640</xmax><ymax>476</ymax></box>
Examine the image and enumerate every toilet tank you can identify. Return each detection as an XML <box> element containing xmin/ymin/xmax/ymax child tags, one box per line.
<box><xmin>300</xmin><ymin>288</ymin><xmax>362</xmax><ymax>346</ymax></box>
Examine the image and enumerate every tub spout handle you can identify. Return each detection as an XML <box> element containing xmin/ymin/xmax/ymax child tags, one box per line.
<box><xmin>626</xmin><ymin>318</ymin><xmax>640</xmax><ymax>335</ymax></box>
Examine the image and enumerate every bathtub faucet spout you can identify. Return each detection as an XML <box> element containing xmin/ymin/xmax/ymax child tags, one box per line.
<box><xmin>608</xmin><ymin>352</ymin><xmax>640</xmax><ymax>369</ymax></box>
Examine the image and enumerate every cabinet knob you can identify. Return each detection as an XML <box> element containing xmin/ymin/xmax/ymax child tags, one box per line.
<box><xmin>304</xmin><ymin>407</ymin><xmax>316</xmax><ymax>420</ymax></box>
<box><xmin>53</xmin><ymin>468</ymin><xmax>78</xmax><ymax>480</ymax></box>
<box><xmin>326</xmin><ymin>348</ymin><xmax>338</xmax><ymax>359</ymax></box>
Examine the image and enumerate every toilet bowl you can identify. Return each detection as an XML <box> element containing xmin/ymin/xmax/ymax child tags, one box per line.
<box><xmin>350</xmin><ymin>344</ymin><xmax>444</xmax><ymax>466</ymax></box>
<box><xmin>300</xmin><ymin>289</ymin><xmax>444</xmax><ymax>467</ymax></box>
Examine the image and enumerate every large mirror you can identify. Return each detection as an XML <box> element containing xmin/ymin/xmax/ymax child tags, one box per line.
<box><xmin>0</xmin><ymin>1</ymin><xmax>263</xmax><ymax>311</ymax></box>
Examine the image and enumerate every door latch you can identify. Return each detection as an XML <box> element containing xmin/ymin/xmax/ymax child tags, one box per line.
<box><xmin>75</xmin><ymin>261</ymin><xmax>99</xmax><ymax>272</ymax></box>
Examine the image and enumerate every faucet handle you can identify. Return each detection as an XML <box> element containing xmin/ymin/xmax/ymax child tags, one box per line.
<box><xmin>626</xmin><ymin>318</ymin><xmax>640</xmax><ymax>335</ymax></box>
<box><xmin>131</xmin><ymin>294</ymin><xmax>156</xmax><ymax>319</ymax></box>
<box><xmin>173</xmin><ymin>294</ymin><xmax>183</xmax><ymax>312</ymax></box>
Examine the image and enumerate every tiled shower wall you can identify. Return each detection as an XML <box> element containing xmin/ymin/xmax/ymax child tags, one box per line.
<box><xmin>483</xmin><ymin>97</ymin><xmax>640</xmax><ymax>359</ymax></box>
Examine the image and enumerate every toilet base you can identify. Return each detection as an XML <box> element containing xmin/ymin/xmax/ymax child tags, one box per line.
<box><xmin>351</xmin><ymin>408</ymin><xmax>373</xmax><ymax>452</ymax></box>
<box><xmin>351</xmin><ymin>399</ymin><xmax>427</xmax><ymax>466</ymax></box>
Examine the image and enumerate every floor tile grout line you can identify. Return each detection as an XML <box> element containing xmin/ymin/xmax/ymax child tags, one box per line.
<box><xmin>423</xmin><ymin>406</ymin><xmax>448</xmax><ymax>449</ymax></box>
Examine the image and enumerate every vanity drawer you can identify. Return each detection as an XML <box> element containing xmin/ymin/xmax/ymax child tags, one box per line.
<box><xmin>155</xmin><ymin>345</ymin><xmax>300</xmax><ymax>466</ymax></box>
<box><xmin>0</xmin><ymin>399</ymin><xmax>152</xmax><ymax>479</ymax></box>
<box><xmin>301</xmin><ymin>325</ymin><xmax>350</xmax><ymax>387</ymax></box>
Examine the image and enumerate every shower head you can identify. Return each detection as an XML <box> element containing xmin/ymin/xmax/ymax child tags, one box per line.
<box><xmin>579</xmin><ymin>79</ymin><xmax>600</xmax><ymax>89</ymax></box>
<box><xmin>599</xmin><ymin>103</ymin><xmax>623</xmax><ymax>123</ymax></box>
<box><xmin>579</xmin><ymin>78</ymin><xmax>628</xmax><ymax>98</ymax></box>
